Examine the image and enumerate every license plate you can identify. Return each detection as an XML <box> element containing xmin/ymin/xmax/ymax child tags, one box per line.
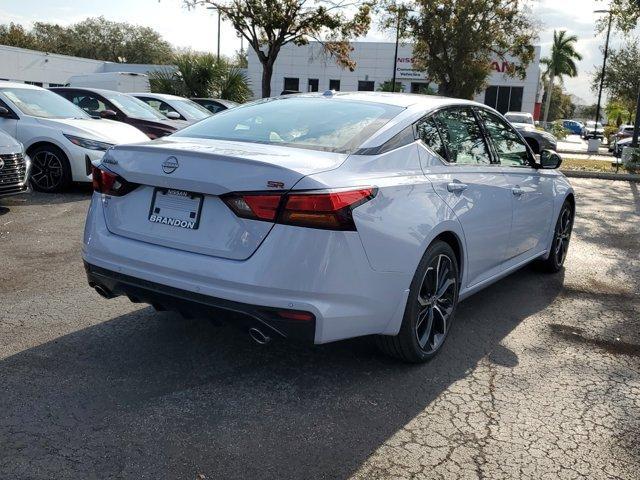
<box><xmin>148</xmin><ymin>188</ymin><xmax>203</xmax><ymax>230</ymax></box>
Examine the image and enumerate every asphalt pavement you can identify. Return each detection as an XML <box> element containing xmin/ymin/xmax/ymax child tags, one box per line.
<box><xmin>0</xmin><ymin>179</ymin><xmax>638</xmax><ymax>479</ymax></box>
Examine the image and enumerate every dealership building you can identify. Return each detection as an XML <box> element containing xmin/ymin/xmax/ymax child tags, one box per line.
<box><xmin>0</xmin><ymin>44</ymin><xmax>171</xmax><ymax>88</ymax></box>
<box><xmin>247</xmin><ymin>41</ymin><xmax>543</xmax><ymax>117</ymax></box>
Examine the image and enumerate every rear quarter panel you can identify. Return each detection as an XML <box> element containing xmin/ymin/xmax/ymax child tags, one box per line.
<box><xmin>296</xmin><ymin>142</ymin><xmax>465</xmax><ymax>276</ymax></box>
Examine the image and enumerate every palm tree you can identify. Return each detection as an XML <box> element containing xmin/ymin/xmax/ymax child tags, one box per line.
<box><xmin>150</xmin><ymin>52</ymin><xmax>252</xmax><ymax>103</ymax></box>
<box><xmin>542</xmin><ymin>30</ymin><xmax>583</xmax><ymax>125</ymax></box>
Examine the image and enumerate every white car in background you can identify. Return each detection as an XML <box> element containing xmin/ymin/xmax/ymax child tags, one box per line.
<box><xmin>130</xmin><ymin>92</ymin><xmax>212</xmax><ymax>124</ymax></box>
<box><xmin>84</xmin><ymin>92</ymin><xmax>574</xmax><ymax>363</ymax></box>
<box><xmin>0</xmin><ymin>82</ymin><xmax>148</xmax><ymax>192</ymax></box>
<box><xmin>0</xmin><ymin>129</ymin><xmax>30</xmax><ymax>198</ymax></box>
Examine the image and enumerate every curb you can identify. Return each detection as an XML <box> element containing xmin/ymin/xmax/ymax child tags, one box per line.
<box><xmin>558</xmin><ymin>150</ymin><xmax>613</xmax><ymax>157</ymax></box>
<box><xmin>561</xmin><ymin>170</ymin><xmax>640</xmax><ymax>182</ymax></box>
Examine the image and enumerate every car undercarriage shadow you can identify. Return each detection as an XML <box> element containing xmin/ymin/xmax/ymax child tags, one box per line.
<box><xmin>0</xmin><ymin>266</ymin><xmax>564</xmax><ymax>479</ymax></box>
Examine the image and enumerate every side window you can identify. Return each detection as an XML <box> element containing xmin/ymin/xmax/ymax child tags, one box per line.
<box><xmin>416</xmin><ymin>117</ymin><xmax>447</xmax><ymax>160</ymax></box>
<box><xmin>139</xmin><ymin>98</ymin><xmax>180</xmax><ymax>117</ymax></box>
<box><xmin>478</xmin><ymin>109</ymin><xmax>530</xmax><ymax>167</ymax></box>
<box><xmin>72</xmin><ymin>93</ymin><xmax>108</xmax><ymax>116</ymax></box>
<box><xmin>435</xmin><ymin>108</ymin><xmax>491</xmax><ymax>165</ymax></box>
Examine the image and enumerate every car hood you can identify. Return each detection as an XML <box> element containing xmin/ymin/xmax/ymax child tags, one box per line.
<box><xmin>35</xmin><ymin>117</ymin><xmax>149</xmax><ymax>144</ymax></box>
<box><xmin>0</xmin><ymin>129</ymin><xmax>21</xmax><ymax>150</ymax></box>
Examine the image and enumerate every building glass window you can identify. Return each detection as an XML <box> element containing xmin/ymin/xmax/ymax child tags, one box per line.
<box><xmin>484</xmin><ymin>86</ymin><xmax>524</xmax><ymax>114</ymax></box>
<box><xmin>329</xmin><ymin>79</ymin><xmax>340</xmax><ymax>91</ymax></box>
<box><xmin>358</xmin><ymin>80</ymin><xmax>375</xmax><ymax>92</ymax></box>
<box><xmin>283</xmin><ymin>77</ymin><xmax>300</xmax><ymax>92</ymax></box>
<box><xmin>307</xmin><ymin>79</ymin><xmax>319</xmax><ymax>92</ymax></box>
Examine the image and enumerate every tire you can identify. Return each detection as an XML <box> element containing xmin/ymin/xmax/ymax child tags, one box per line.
<box><xmin>376</xmin><ymin>240</ymin><xmax>460</xmax><ymax>363</ymax></box>
<box><xmin>29</xmin><ymin>144</ymin><xmax>72</xmax><ymax>193</ymax></box>
<box><xmin>536</xmin><ymin>200</ymin><xmax>574</xmax><ymax>273</ymax></box>
<box><xmin>526</xmin><ymin>138</ymin><xmax>540</xmax><ymax>154</ymax></box>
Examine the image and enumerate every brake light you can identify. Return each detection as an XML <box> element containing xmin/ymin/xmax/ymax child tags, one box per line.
<box><xmin>91</xmin><ymin>165</ymin><xmax>138</xmax><ymax>196</ymax></box>
<box><xmin>224</xmin><ymin>193</ymin><xmax>283</xmax><ymax>221</ymax></box>
<box><xmin>221</xmin><ymin>188</ymin><xmax>376</xmax><ymax>231</ymax></box>
<box><xmin>281</xmin><ymin>189</ymin><xmax>376</xmax><ymax>230</ymax></box>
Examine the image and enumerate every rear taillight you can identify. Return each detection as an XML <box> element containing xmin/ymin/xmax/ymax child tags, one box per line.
<box><xmin>221</xmin><ymin>188</ymin><xmax>376</xmax><ymax>231</ymax></box>
<box><xmin>91</xmin><ymin>165</ymin><xmax>138</xmax><ymax>196</ymax></box>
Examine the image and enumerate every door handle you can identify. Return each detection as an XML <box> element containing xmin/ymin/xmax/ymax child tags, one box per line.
<box><xmin>447</xmin><ymin>182</ymin><xmax>468</xmax><ymax>193</ymax></box>
<box><xmin>512</xmin><ymin>186</ymin><xmax>525</xmax><ymax>196</ymax></box>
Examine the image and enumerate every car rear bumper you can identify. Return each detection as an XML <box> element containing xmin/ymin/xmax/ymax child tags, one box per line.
<box><xmin>85</xmin><ymin>262</ymin><xmax>317</xmax><ymax>343</ymax></box>
<box><xmin>82</xmin><ymin>193</ymin><xmax>411</xmax><ymax>343</ymax></box>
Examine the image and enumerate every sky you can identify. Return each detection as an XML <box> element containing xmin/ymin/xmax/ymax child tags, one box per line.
<box><xmin>0</xmin><ymin>0</ymin><xmax>633</xmax><ymax>103</ymax></box>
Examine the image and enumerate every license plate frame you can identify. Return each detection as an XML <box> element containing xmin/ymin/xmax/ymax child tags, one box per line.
<box><xmin>148</xmin><ymin>187</ymin><xmax>204</xmax><ymax>230</ymax></box>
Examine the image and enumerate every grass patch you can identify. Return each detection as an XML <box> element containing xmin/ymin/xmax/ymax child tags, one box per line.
<box><xmin>561</xmin><ymin>158</ymin><xmax>621</xmax><ymax>173</ymax></box>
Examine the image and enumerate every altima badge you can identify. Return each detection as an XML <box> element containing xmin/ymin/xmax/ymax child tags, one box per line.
<box><xmin>162</xmin><ymin>156</ymin><xmax>179</xmax><ymax>174</ymax></box>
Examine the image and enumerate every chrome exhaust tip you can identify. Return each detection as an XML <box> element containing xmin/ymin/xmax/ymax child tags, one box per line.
<box><xmin>249</xmin><ymin>327</ymin><xmax>271</xmax><ymax>345</ymax></box>
<box><xmin>93</xmin><ymin>284</ymin><xmax>114</xmax><ymax>299</ymax></box>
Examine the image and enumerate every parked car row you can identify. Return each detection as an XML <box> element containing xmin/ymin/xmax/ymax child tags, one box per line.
<box><xmin>1</xmin><ymin>87</ymin><xmax>574</xmax><ymax>362</ymax></box>
<box><xmin>0</xmin><ymin>81</ymin><xmax>239</xmax><ymax>194</ymax></box>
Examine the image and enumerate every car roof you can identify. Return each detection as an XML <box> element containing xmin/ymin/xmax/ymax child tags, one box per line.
<box><xmin>130</xmin><ymin>92</ymin><xmax>187</xmax><ymax>100</ymax></box>
<box><xmin>49</xmin><ymin>86</ymin><xmax>129</xmax><ymax>96</ymax></box>
<box><xmin>505</xmin><ymin>111</ymin><xmax>532</xmax><ymax>116</ymax></box>
<box><xmin>276</xmin><ymin>91</ymin><xmax>485</xmax><ymax>110</ymax></box>
<box><xmin>0</xmin><ymin>81</ymin><xmax>45</xmax><ymax>90</ymax></box>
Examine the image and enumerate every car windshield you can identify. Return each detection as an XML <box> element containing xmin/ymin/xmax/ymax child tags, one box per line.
<box><xmin>173</xmin><ymin>97</ymin><xmax>404</xmax><ymax>153</ymax></box>
<box><xmin>175</xmin><ymin>99</ymin><xmax>212</xmax><ymax>120</ymax></box>
<box><xmin>505</xmin><ymin>113</ymin><xmax>534</xmax><ymax>125</ymax></box>
<box><xmin>1</xmin><ymin>87</ymin><xmax>89</xmax><ymax>119</ymax></box>
<box><xmin>104</xmin><ymin>92</ymin><xmax>166</xmax><ymax>121</ymax></box>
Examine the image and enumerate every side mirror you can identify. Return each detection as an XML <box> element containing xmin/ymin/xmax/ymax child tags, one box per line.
<box><xmin>0</xmin><ymin>106</ymin><xmax>11</xmax><ymax>117</ymax></box>
<box><xmin>165</xmin><ymin>111</ymin><xmax>181</xmax><ymax>120</ymax></box>
<box><xmin>100</xmin><ymin>109</ymin><xmax>118</xmax><ymax>119</ymax></box>
<box><xmin>538</xmin><ymin>149</ymin><xmax>562</xmax><ymax>169</ymax></box>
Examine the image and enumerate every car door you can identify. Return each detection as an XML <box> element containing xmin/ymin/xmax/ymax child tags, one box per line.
<box><xmin>477</xmin><ymin>108</ymin><xmax>553</xmax><ymax>259</ymax></box>
<box><xmin>416</xmin><ymin>107</ymin><xmax>513</xmax><ymax>288</ymax></box>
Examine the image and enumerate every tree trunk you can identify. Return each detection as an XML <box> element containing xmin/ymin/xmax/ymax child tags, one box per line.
<box><xmin>542</xmin><ymin>72</ymin><xmax>555</xmax><ymax>126</ymax></box>
<box><xmin>261</xmin><ymin>60</ymin><xmax>273</xmax><ymax>98</ymax></box>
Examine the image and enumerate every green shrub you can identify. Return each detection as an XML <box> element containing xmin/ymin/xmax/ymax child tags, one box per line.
<box><xmin>547</xmin><ymin>122</ymin><xmax>569</xmax><ymax>141</ymax></box>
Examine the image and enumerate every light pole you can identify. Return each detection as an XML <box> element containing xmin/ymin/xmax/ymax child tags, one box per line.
<box><xmin>634</xmin><ymin>0</ymin><xmax>640</xmax><ymax>147</ymax></box>
<box><xmin>391</xmin><ymin>11</ymin><xmax>401</xmax><ymax>93</ymax></box>
<box><xmin>207</xmin><ymin>6</ymin><xmax>221</xmax><ymax>61</ymax></box>
<box><xmin>593</xmin><ymin>9</ymin><xmax>613</xmax><ymax>136</ymax></box>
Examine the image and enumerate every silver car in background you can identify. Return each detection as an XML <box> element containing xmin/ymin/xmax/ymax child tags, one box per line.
<box><xmin>504</xmin><ymin>112</ymin><xmax>557</xmax><ymax>154</ymax></box>
<box><xmin>0</xmin><ymin>129</ymin><xmax>30</xmax><ymax>198</ymax></box>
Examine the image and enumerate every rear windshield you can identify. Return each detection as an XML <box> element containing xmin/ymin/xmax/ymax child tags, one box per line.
<box><xmin>172</xmin><ymin>97</ymin><xmax>404</xmax><ymax>153</ymax></box>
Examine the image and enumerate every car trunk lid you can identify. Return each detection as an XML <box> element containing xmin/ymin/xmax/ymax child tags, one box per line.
<box><xmin>99</xmin><ymin>137</ymin><xmax>347</xmax><ymax>260</ymax></box>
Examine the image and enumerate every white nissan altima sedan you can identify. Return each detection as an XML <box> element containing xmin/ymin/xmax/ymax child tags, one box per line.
<box><xmin>83</xmin><ymin>92</ymin><xmax>574</xmax><ymax>363</ymax></box>
<box><xmin>0</xmin><ymin>82</ymin><xmax>149</xmax><ymax>192</ymax></box>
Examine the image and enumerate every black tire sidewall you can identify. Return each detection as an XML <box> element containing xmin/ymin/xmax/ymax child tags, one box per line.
<box><xmin>29</xmin><ymin>145</ymin><xmax>72</xmax><ymax>193</ymax></box>
<box><xmin>546</xmin><ymin>201</ymin><xmax>574</xmax><ymax>272</ymax></box>
<box><xmin>399</xmin><ymin>241</ymin><xmax>460</xmax><ymax>362</ymax></box>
